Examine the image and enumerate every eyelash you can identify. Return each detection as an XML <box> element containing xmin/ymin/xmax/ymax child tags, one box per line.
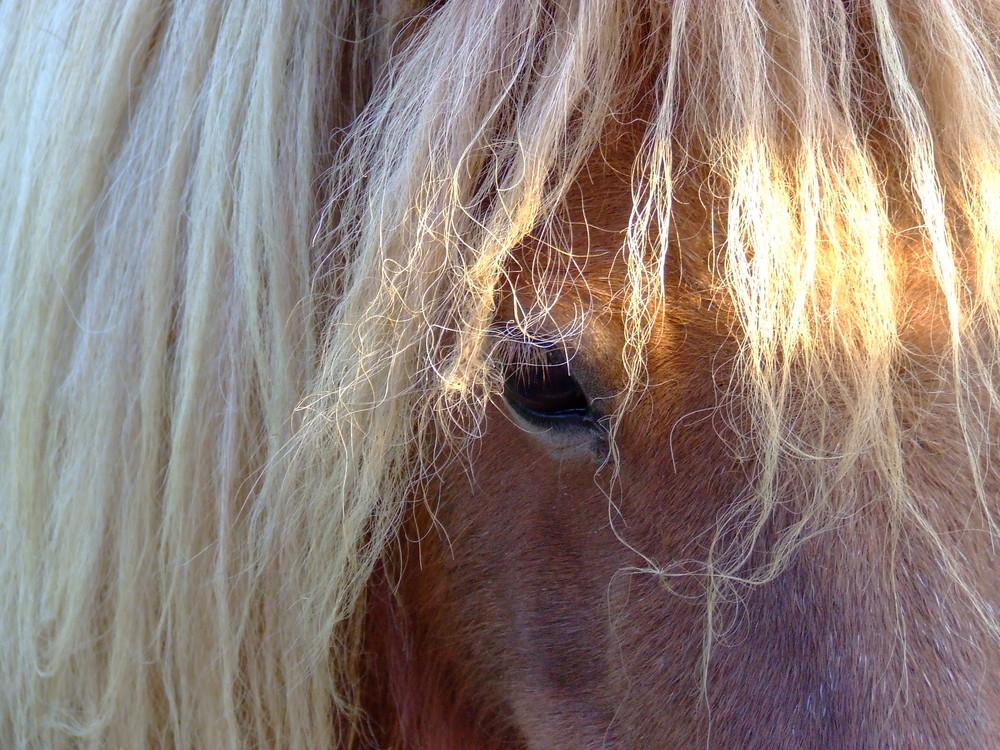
<box><xmin>496</xmin><ymin>338</ymin><xmax>602</xmax><ymax>433</ymax></box>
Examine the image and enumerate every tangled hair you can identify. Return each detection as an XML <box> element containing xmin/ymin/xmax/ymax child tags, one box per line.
<box><xmin>4</xmin><ymin>0</ymin><xmax>1000</xmax><ymax>746</ymax></box>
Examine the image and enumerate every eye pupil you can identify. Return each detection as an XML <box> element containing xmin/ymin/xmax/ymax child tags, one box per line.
<box><xmin>503</xmin><ymin>349</ymin><xmax>591</xmax><ymax>421</ymax></box>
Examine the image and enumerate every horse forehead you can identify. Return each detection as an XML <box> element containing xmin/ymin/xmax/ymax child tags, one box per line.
<box><xmin>510</xmin><ymin>156</ymin><xmax>717</xmax><ymax>304</ymax></box>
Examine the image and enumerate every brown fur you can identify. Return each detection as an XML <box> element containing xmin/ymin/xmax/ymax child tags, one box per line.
<box><xmin>363</xmin><ymin>135</ymin><xmax>1000</xmax><ymax>749</ymax></box>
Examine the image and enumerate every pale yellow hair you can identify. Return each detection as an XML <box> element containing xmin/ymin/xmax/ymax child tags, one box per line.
<box><xmin>3</xmin><ymin>1</ymin><xmax>1000</xmax><ymax>747</ymax></box>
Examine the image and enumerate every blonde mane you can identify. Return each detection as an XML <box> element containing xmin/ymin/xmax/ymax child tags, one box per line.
<box><xmin>4</xmin><ymin>1</ymin><xmax>1000</xmax><ymax>746</ymax></box>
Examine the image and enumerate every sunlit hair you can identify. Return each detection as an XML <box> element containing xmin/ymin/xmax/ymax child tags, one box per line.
<box><xmin>4</xmin><ymin>0</ymin><xmax>1000</xmax><ymax>746</ymax></box>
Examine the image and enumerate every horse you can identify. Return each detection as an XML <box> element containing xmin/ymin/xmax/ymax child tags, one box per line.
<box><xmin>4</xmin><ymin>0</ymin><xmax>1000</xmax><ymax>747</ymax></box>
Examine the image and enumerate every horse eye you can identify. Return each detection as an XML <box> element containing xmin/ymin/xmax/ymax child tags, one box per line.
<box><xmin>502</xmin><ymin>348</ymin><xmax>592</xmax><ymax>425</ymax></box>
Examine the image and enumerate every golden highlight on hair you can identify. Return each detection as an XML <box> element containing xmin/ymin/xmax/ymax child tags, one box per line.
<box><xmin>3</xmin><ymin>0</ymin><xmax>1000</xmax><ymax>746</ymax></box>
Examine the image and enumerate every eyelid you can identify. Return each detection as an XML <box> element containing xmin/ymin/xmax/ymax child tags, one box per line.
<box><xmin>498</xmin><ymin>339</ymin><xmax>604</xmax><ymax>426</ymax></box>
<box><xmin>491</xmin><ymin>326</ymin><xmax>576</xmax><ymax>362</ymax></box>
<box><xmin>490</xmin><ymin>324</ymin><xmax>614</xmax><ymax>459</ymax></box>
<box><xmin>503</xmin><ymin>358</ymin><xmax>590</xmax><ymax>418</ymax></box>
